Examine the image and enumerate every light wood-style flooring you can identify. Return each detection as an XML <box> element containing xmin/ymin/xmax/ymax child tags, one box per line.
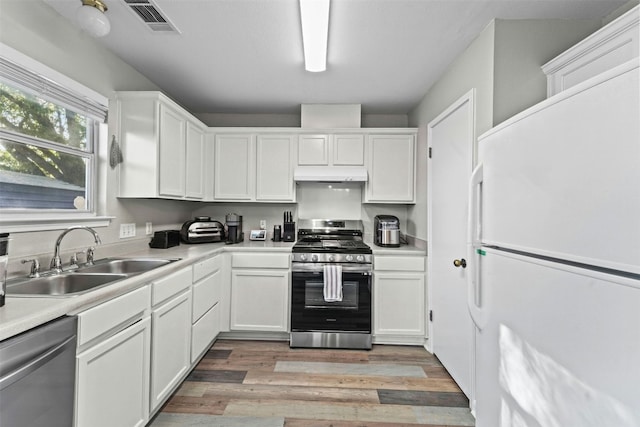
<box><xmin>149</xmin><ymin>339</ymin><xmax>475</xmax><ymax>427</ymax></box>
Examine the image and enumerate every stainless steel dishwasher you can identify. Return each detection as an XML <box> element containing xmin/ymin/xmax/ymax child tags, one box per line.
<box><xmin>0</xmin><ymin>316</ymin><xmax>77</xmax><ymax>427</ymax></box>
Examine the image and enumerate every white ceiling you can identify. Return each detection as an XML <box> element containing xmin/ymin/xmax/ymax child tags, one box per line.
<box><xmin>44</xmin><ymin>0</ymin><xmax>627</xmax><ymax>115</ymax></box>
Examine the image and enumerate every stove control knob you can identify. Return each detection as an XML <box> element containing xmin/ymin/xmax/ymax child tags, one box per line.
<box><xmin>299</xmin><ymin>254</ymin><xmax>307</xmax><ymax>261</ymax></box>
<box><xmin>311</xmin><ymin>254</ymin><xmax>319</xmax><ymax>262</ymax></box>
<box><xmin>328</xmin><ymin>255</ymin><xmax>336</xmax><ymax>262</ymax></box>
<box><xmin>356</xmin><ymin>255</ymin><xmax>365</xmax><ymax>262</ymax></box>
<box><xmin>345</xmin><ymin>255</ymin><xmax>354</xmax><ymax>262</ymax></box>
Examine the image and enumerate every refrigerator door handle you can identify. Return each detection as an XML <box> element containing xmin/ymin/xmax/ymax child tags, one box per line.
<box><xmin>467</xmin><ymin>163</ymin><xmax>488</xmax><ymax>329</ymax></box>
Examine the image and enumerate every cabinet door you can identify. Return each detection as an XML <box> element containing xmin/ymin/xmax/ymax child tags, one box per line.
<box><xmin>333</xmin><ymin>134</ymin><xmax>364</xmax><ymax>165</ymax></box>
<box><xmin>158</xmin><ymin>103</ymin><xmax>186</xmax><ymax>198</ymax></box>
<box><xmin>75</xmin><ymin>318</ymin><xmax>150</xmax><ymax>427</ymax></box>
<box><xmin>230</xmin><ymin>269</ymin><xmax>289</xmax><ymax>332</ymax></box>
<box><xmin>298</xmin><ymin>134</ymin><xmax>329</xmax><ymax>165</ymax></box>
<box><xmin>365</xmin><ymin>134</ymin><xmax>416</xmax><ymax>203</ymax></box>
<box><xmin>185</xmin><ymin>121</ymin><xmax>205</xmax><ymax>199</ymax></box>
<box><xmin>150</xmin><ymin>290</ymin><xmax>192</xmax><ymax>411</ymax></box>
<box><xmin>256</xmin><ymin>134</ymin><xmax>295</xmax><ymax>201</ymax></box>
<box><xmin>374</xmin><ymin>272</ymin><xmax>425</xmax><ymax>338</ymax></box>
<box><xmin>214</xmin><ymin>134</ymin><xmax>254</xmax><ymax>200</ymax></box>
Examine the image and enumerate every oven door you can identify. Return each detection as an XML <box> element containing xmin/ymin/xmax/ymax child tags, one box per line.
<box><xmin>290</xmin><ymin>264</ymin><xmax>371</xmax><ymax>333</ymax></box>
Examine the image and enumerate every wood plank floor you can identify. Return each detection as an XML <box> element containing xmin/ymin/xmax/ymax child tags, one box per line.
<box><xmin>149</xmin><ymin>340</ymin><xmax>475</xmax><ymax>427</ymax></box>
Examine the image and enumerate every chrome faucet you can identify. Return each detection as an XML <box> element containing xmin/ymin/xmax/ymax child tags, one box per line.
<box><xmin>50</xmin><ymin>226</ymin><xmax>102</xmax><ymax>273</ymax></box>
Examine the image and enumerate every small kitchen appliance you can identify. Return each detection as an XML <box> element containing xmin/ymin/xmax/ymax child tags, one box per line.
<box><xmin>290</xmin><ymin>219</ymin><xmax>372</xmax><ymax>349</ymax></box>
<box><xmin>0</xmin><ymin>233</ymin><xmax>8</xmax><ymax>307</ymax></box>
<box><xmin>272</xmin><ymin>225</ymin><xmax>282</xmax><ymax>242</ymax></box>
<box><xmin>374</xmin><ymin>215</ymin><xmax>400</xmax><ymax>247</ymax></box>
<box><xmin>180</xmin><ymin>217</ymin><xmax>224</xmax><ymax>244</ymax></box>
<box><xmin>225</xmin><ymin>213</ymin><xmax>243</xmax><ymax>244</ymax></box>
<box><xmin>149</xmin><ymin>230</ymin><xmax>180</xmax><ymax>248</ymax></box>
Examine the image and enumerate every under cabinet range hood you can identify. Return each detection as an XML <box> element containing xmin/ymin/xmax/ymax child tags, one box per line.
<box><xmin>294</xmin><ymin>166</ymin><xmax>368</xmax><ymax>182</ymax></box>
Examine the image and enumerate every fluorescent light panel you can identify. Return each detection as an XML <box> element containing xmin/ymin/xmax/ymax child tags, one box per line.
<box><xmin>299</xmin><ymin>0</ymin><xmax>330</xmax><ymax>72</ymax></box>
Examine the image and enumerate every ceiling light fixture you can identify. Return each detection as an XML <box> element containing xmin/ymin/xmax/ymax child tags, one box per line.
<box><xmin>299</xmin><ymin>0</ymin><xmax>330</xmax><ymax>72</ymax></box>
<box><xmin>76</xmin><ymin>0</ymin><xmax>111</xmax><ymax>38</ymax></box>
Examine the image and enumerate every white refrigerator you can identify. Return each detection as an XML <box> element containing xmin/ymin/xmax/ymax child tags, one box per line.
<box><xmin>468</xmin><ymin>59</ymin><xmax>640</xmax><ymax>427</ymax></box>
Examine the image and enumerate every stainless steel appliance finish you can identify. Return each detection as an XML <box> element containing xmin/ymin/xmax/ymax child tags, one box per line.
<box><xmin>225</xmin><ymin>213</ymin><xmax>244</xmax><ymax>244</ymax></box>
<box><xmin>290</xmin><ymin>219</ymin><xmax>372</xmax><ymax>349</ymax></box>
<box><xmin>0</xmin><ymin>233</ymin><xmax>8</xmax><ymax>307</ymax></box>
<box><xmin>374</xmin><ymin>215</ymin><xmax>400</xmax><ymax>247</ymax></box>
<box><xmin>0</xmin><ymin>316</ymin><xmax>77</xmax><ymax>427</ymax></box>
<box><xmin>181</xmin><ymin>217</ymin><xmax>225</xmax><ymax>243</ymax></box>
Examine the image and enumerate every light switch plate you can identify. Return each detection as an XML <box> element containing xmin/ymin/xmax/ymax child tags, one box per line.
<box><xmin>119</xmin><ymin>223</ymin><xmax>136</xmax><ymax>239</ymax></box>
<box><xmin>145</xmin><ymin>222</ymin><xmax>153</xmax><ymax>235</ymax></box>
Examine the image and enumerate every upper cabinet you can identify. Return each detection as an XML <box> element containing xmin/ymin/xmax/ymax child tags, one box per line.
<box><xmin>213</xmin><ymin>132</ymin><xmax>296</xmax><ymax>203</ymax></box>
<box><xmin>364</xmin><ymin>133</ymin><xmax>416</xmax><ymax>203</ymax></box>
<box><xmin>542</xmin><ymin>5</ymin><xmax>639</xmax><ymax>96</ymax></box>
<box><xmin>298</xmin><ymin>133</ymin><xmax>365</xmax><ymax>166</ymax></box>
<box><xmin>115</xmin><ymin>92</ymin><xmax>208</xmax><ymax>200</ymax></box>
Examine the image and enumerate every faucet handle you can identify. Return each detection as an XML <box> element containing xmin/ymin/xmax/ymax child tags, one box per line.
<box><xmin>86</xmin><ymin>247</ymin><xmax>96</xmax><ymax>265</ymax></box>
<box><xmin>21</xmin><ymin>258</ymin><xmax>41</xmax><ymax>278</ymax></box>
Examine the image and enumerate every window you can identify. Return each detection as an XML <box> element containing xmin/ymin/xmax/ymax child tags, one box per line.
<box><xmin>0</xmin><ymin>51</ymin><xmax>110</xmax><ymax>231</ymax></box>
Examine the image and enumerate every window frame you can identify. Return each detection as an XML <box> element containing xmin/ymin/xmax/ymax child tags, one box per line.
<box><xmin>0</xmin><ymin>43</ymin><xmax>112</xmax><ymax>232</ymax></box>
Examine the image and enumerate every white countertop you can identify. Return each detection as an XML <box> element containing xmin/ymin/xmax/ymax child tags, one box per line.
<box><xmin>0</xmin><ymin>238</ymin><xmax>423</xmax><ymax>342</ymax></box>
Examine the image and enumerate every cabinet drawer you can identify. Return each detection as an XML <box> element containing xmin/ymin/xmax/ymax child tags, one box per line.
<box><xmin>152</xmin><ymin>267</ymin><xmax>192</xmax><ymax>306</ymax></box>
<box><xmin>192</xmin><ymin>271</ymin><xmax>222</xmax><ymax>322</ymax></box>
<box><xmin>193</xmin><ymin>255</ymin><xmax>222</xmax><ymax>282</ymax></box>
<box><xmin>191</xmin><ymin>303</ymin><xmax>220</xmax><ymax>363</ymax></box>
<box><xmin>374</xmin><ymin>256</ymin><xmax>425</xmax><ymax>272</ymax></box>
<box><xmin>77</xmin><ymin>285</ymin><xmax>150</xmax><ymax>347</ymax></box>
<box><xmin>232</xmin><ymin>253</ymin><xmax>289</xmax><ymax>269</ymax></box>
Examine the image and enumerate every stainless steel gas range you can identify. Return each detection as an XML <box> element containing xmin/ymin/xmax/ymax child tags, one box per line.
<box><xmin>290</xmin><ymin>219</ymin><xmax>372</xmax><ymax>349</ymax></box>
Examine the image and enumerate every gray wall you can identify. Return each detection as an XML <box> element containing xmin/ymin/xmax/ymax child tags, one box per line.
<box><xmin>406</xmin><ymin>18</ymin><xmax>601</xmax><ymax>241</ymax></box>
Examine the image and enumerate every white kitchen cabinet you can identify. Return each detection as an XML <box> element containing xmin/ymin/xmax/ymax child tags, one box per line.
<box><xmin>150</xmin><ymin>268</ymin><xmax>192</xmax><ymax>412</ymax></box>
<box><xmin>373</xmin><ymin>255</ymin><xmax>426</xmax><ymax>345</ymax></box>
<box><xmin>298</xmin><ymin>133</ymin><xmax>364</xmax><ymax>166</ymax></box>
<box><xmin>365</xmin><ymin>134</ymin><xmax>416</xmax><ymax>203</ymax></box>
<box><xmin>116</xmin><ymin>91</ymin><xmax>208</xmax><ymax>199</ymax></box>
<box><xmin>185</xmin><ymin>120</ymin><xmax>205</xmax><ymax>199</ymax></box>
<box><xmin>191</xmin><ymin>255</ymin><xmax>224</xmax><ymax>362</ymax></box>
<box><xmin>213</xmin><ymin>133</ymin><xmax>254</xmax><ymax>200</ymax></box>
<box><xmin>542</xmin><ymin>5</ymin><xmax>639</xmax><ymax>97</ymax></box>
<box><xmin>75</xmin><ymin>286</ymin><xmax>151</xmax><ymax>427</ymax></box>
<box><xmin>230</xmin><ymin>253</ymin><xmax>289</xmax><ymax>332</ymax></box>
<box><xmin>256</xmin><ymin>134</ymin><xmax>296</xmax><ymax>201</ymax></box>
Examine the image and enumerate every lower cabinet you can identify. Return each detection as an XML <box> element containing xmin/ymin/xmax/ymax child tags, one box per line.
<box><xmin>75</xmin><ymin>286</ymin><xmax>151</xmax><ymax>427</ymax></box>
<box><xmin>191</xmin><ymin>254</ymin><xmax>224</xmax><ymax>362</ymax></box>
<box><xmin>373</xmin><ymin>255</ymin><xmax>426</xmax><ymax>345</ymax></box>
<box><xmin>150</xmin><ymin>268</ymin><xmax>193</xmax><ymax>412</ymax></box>
<box><xmin>230</xmin><ymin>253</ymin><xmax>289</xmax><ymax>332</ymax></box>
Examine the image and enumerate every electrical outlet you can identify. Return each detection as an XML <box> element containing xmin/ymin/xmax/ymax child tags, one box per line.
<box><xmin>119</xmin><ymin>223</ymin><xmax>136</xmax><ymax>239</ymax></box>
<box><xmin>259</xmin><ymin>220</ymin><xmax>266</xmax><ymax>230</ymax></box>
<box><xmin>145</xmin><ymin>222</ymin><xmax>153</xmax><ymax>235</ymax></box>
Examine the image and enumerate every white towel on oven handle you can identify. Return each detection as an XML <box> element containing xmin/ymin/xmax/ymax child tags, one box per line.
<box><xmin>323</xmin><ymin>264</ymin><xmax>343</xmax><ymax>302</ymax></box>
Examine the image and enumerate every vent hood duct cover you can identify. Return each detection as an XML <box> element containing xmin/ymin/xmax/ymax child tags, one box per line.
<box><xmin>294</xmin><ymin>166</ymin><xmax>368</xmax><ymax>182</ymax></box>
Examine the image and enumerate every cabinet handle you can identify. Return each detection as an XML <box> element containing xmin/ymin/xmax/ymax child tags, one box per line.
<box><xmin>453</xmin><ymin>259</ymin><xmax>467</xmax><ymax>268</ymax></box>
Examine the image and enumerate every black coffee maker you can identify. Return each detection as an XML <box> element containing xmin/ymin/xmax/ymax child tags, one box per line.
<box><xmin>225</xmin><ymin>213</ymin><xmax>243</xmax><ymax>244</ymax></box>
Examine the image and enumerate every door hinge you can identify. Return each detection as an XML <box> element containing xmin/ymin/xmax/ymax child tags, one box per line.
<box><xmin>428</xmin><ymin>147</ymin><xmax>432</xmax><ymax>158</ymax></box>
<box><xmin>429</xmin><ymin>310</ymin><xmax>433</xmax><ymax>322</ymax></box>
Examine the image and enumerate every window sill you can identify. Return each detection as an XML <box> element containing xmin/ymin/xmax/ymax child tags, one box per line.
<box><xmin>0</xmin><ymin>214</ymin><xmax>114</xmax><ymax>233</ymax></box>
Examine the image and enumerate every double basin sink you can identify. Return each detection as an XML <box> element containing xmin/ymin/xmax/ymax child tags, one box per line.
<box><xmin>7</xmin><ymin>258</ymin><xmax>179</xmax><ymax>297</ymax></box>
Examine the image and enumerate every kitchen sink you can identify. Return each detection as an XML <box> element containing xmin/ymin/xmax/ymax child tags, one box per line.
<box><xmin>75</xmin><ymin>258</ymin><xmax>177</xmax><ymax>275</ymax></box>
<box><xmin>7</xmin><ymin>257</ymin><xmax>179</xmax><ymax>297</ymax></box>
<box><xmin>6</xmin><ymin>273</ymin><xmax>128</xmax><ymax>297</ymax></box>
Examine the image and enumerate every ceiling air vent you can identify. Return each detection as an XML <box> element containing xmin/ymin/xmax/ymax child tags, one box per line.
<box><xmin>123</xmin><ymin>0</ymin><xmax>179</xmax><ymax>33</ymax></box>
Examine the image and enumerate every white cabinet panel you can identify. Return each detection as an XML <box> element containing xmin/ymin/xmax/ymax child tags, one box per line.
<box><xmin>150</xmin><ymin>290</ymin><xmax>192</xmax><ymax>411</ymax></box>
<box><xmin>75</xmin><ymin>317</ymin><xmax>150</xmax><ymax>427</ymax></box>
<box><xmin>365</xmin><ymin>134</ymin><xmax>416</xmax><ymax>203</ymax></box>
<box><xmin>158</xmin><ymin>103</ymin><xmax>186</xmax><ymax>197</ymax></box>
<box><xmin>230</xmin><ymin>269</ymin><xmax>289</xmax><ymax>332</ymax></box>
<box><xmin>192</xmin><ymin>265</ymin><xmax>223</xmax><ymax>322</ymax></box>
<box><xmin>185</xmin><ymin>121</ymin><xmax>205</xmax><ymax>199</ymax></box>
<box><xmin>191</xmin><ymin>303</ymin><xmax>220</xmax><ymax>363</ymax></box>
<box><xmin>333</xmin><ymin>134</ymin><xmax>365</xmax><ymax>165</ymax></box>
<box><xmin>298</xmin><ymin>134</ymin><xmax>329</xmax><ymax>165</ymax></box>
<box><xmin>214</xmin><ymin>134</ymin><xmax>254</xmax><ymax>200</ymax></box>
<box><xmin>256</xmin><ymin>135</ymin><xmax>296</xmax><ymax>201</ymax></box>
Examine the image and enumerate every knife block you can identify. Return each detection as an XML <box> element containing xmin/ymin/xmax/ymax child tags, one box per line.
<box><xmin>283</xmin><ymin>222</ymin><xmax>295</xmax><ymax>242</ymax></box>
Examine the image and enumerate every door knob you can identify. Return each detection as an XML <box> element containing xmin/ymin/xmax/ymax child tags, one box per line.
<box><xmin>453</xmin><ymin>258</ymin><xmax>467</xmax><ymax>268</ymax></box>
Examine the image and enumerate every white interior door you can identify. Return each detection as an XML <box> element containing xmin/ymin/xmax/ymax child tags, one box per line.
<box><xmin>427</xmin><ymin>89</ymin><xmax>475</xmax><ymax>399</ymax></box>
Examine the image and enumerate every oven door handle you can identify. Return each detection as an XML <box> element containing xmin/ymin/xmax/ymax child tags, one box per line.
<box><xmin>291</xmin><ymin>266</ymin><xmax>371</xmax><ymax>275</ymax></box>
